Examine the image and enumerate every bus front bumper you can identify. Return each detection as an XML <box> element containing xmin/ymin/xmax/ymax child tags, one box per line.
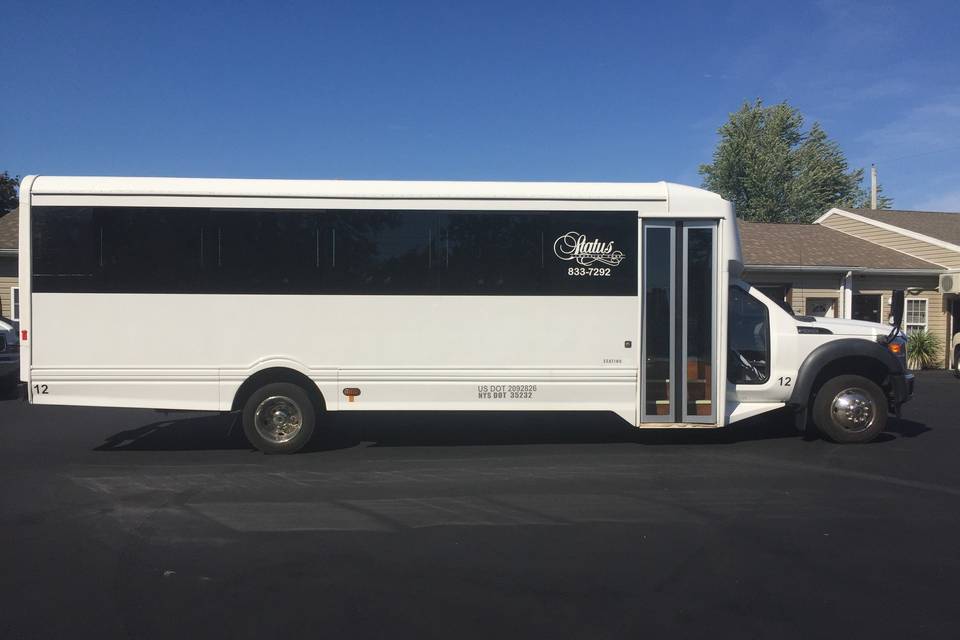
<box><xmin>889</xmin><ymin>372</ymin><xmax>914</xmax><ymax>415</ymax></box>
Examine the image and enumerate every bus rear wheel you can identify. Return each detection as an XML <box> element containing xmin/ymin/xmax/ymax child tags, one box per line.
<box><xmin>242</xmin><ymin>382</ymin><xmax>316</xmax><ymax>454</ymax></box>
<box><xmin>812</xmin><ymin>374</ymin><xmax>887</xmax><ymax>443</ymax></box>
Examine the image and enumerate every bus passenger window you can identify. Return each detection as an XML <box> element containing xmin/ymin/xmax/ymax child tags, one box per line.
<box><xmin>728</xmin><ymin>286</ymin><xmax>770</xmax><ymax>384</ymax></box>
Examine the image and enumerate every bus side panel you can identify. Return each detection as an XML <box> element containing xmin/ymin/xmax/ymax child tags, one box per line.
<box><xmin>335</xmin><ymin>369</ymin><xmax>637</xmax><ymax>422</ymax></box>
<box><xmin>29</xmin><ymin>293</ymin><xmax>638</xmax><ymax>418</ymax></box>
<box><xmin>28</xmin><ymin>368</ymin><xmax>220</xmax><ymax>411</ymax></box>
<box><xmin>18</xmin><ymin>176</ymin><xmax>38</xmax><ymax>387</ymax></box>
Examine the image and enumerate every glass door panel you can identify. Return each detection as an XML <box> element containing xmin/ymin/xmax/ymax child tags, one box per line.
<box><xmin>641</xmin><ymin>225</ymin><xmax>675</xmax><ymax>422</ymax></box>
<box><xmin>682</xmin><ymin>224</ymin><xmax>716</xmax><ymax>423</ymax></box>
<box><xmin>641</xmin><ymin>220</ymin><xmax>717</xmax><ymax>424</ymax></box>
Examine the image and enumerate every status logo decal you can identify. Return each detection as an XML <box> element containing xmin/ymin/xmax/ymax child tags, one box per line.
<box><xmin>553</xmin><ymin>232</ymin><xmax>625</xmax><ymax>267</ymax></box>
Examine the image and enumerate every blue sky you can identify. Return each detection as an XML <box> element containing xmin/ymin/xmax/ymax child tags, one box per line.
<box><xmin>3</xmin><ymin>0</ymin><xmax>959</xmax><ymax>210</ymax></box>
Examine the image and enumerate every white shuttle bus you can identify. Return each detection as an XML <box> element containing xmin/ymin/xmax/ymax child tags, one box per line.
<box><xmin>17</xmin><ymin>176</ymin><xmax>913</xmax><ymax>453</ymax></box>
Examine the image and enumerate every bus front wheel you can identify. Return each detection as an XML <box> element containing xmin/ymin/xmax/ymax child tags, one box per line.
<box><xmin>812</xmin><ymin>375</ymin><xmax>887</xmax><ymax>443</ymax></box>
<box><xmin>241</xmin><ymin>382</ymin><xmax>316</xmax><ymax>454</ymax></box>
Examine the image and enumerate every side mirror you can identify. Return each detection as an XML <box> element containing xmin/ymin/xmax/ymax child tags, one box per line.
<box><xmin>890</xmin><ymin>290</ymin><xmax>905</xmax><ymax>329</ymax></box>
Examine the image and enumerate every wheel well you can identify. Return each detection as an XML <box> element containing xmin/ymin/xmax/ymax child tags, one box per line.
<box><xmin>230</xmin><ymin>367</ymin><xmax>327</xmax><ymax>413</ymax></box>
<box><xmin>809</xmin><ymin>356</ymin><xmax>890</xmax><ymax>402</ymax></box>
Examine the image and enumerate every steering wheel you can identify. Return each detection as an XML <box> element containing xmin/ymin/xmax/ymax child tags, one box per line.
<box><xmin>733</xmin><ymin>349</ymin><xmax>762</xmax><ymax>382</ymax></box>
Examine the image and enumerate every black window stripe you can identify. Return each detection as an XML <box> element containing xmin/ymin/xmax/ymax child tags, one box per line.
<box><xmin>31</xmin><ymin>206</ymin><xmax>638</xmax><ymax>296</ymax></box>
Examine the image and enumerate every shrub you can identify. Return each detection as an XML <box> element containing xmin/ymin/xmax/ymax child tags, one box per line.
<box><xmin>907</xmin><ymin>329</ymin><xmax>942</xmax><ymax>369</ymax></box>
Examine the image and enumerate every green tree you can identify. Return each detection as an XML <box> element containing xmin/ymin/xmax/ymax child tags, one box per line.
<box><xmin>848</xmin><ymin>177</ymin><xmax>893</xmax><ymax>210</ymax></box>
<box><xmin>0</xmin><ymin>171</ymin><xmax>19</xmax><ymax>212</ymax></box>
<box><xmin>699</xmin><ymin>100</ymin><xmax>891</xmax><ymax>223</ymax></box>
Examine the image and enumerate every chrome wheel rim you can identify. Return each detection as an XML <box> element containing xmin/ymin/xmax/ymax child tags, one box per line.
<box><xmin>253</xmin><ymin>395</ymin><xmax>304</xmax><ymax>444</ymax></box>
<box><xmin>830</xmin><ymin>387</ymin><xmax>876</xmax><ymax>433</ymax></box>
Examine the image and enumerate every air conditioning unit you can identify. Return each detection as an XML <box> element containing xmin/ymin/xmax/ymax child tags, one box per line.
<box><xmin>940</xmin><ymin>272</ymin><xmax>960</xmax><ymax>294</ymax></box>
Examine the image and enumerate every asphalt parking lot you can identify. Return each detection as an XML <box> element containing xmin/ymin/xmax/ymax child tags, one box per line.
<box><xmin>1</xmin><ymin>372</ymin><xmax>958</xmax><ymax>639</ymax></box>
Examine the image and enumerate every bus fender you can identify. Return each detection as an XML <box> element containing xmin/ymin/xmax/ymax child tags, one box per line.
<box><xmin>228</xmin><ymin>359</ymin><xmax>328</xmax><ymax>413</ymax></box>
<box><xmin>788</xmin><ymin>338</ymin><xmax>902</xmax><ymax>416</ymax></box>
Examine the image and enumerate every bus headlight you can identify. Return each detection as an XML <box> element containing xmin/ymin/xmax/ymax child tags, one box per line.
<box><xmin>884</xmin><ymin>335</ymin><xmax>908</xmax><ymax>369</ymax></box>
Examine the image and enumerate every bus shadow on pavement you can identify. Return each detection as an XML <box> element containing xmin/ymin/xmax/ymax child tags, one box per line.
<box><xmin>882</xmin><ymin>416</ymin><xmax>930</xmax><ymax>439</ymax></box>
<box><xmin>92</xmin><ymin>407</ymin><xmax>928</xmax><ymax>453</ymax></box>
<box><xmin>327</xmin><ymin>410</ymin><xmax>929</xmax><ymax>449</ymax></box>
<box><xmin>0</xmin><ymin>384</ymin><xmax>23</xmax><ymax>402</ymax></box>
<box><xmin>323</xmin><ymin>410</ymin><xmax>803</xmax><ymax>449</ymax></box>
<box><xmin>95</xmin><ymin>413</ymin><xmax>250</xmax><ymax>452</ymax></box>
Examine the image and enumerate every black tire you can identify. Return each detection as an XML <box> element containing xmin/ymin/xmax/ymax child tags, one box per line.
<box><xmin>241</xmin><ymin>382</ymin><xmax>317</xmax><ymax>454</ymax></box>
<box><xmin>954</xmin><ymin>346</ymin><xmax>960</xmax><ymax>378</ymax></box>
<box><xmin>812</xmin><ymin>374</ymin><xmax>887</xmax><ymax>443</ymax></box>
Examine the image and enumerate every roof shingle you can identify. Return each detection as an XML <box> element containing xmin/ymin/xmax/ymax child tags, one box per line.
<box><xmin>838</xmin><ymin>208</ymin><xmax>960</xmax><ymax>247</ymax></box>
<box><xmin>738</xmin><ymin>220</ymin><xmax>941</xmax><ymax>270</ymax></box>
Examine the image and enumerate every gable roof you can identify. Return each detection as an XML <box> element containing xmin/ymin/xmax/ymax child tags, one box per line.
<box><xmin>738</xmin><ymin>220</ymin><xmax>941</xmax><ymax>271</ymax></box>
<box><xmin>0</xmin><ymin>208</ymin><xmax>17</xmax><ymax>252</ymax></box>
<box><xmin>838</xmin><ymin>208</ymin><xmax>960</xmax><ymax>247</ymax></box>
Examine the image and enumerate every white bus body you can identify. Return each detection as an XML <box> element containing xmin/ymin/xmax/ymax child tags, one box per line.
<box><xmin>18</xmin><ymin>177</ymin><xmax>913</xmax><ymax>452</ymax></box>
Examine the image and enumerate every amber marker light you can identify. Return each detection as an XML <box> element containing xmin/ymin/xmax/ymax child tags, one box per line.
<box><xmin>887</xmin><ymin>342</ymin><xmax>903</xmax><ymax>355</ymax></box>
<box><xmin>343</xmin><ymin>388</ymin><xmax>361</xmax><ymax>403</ymax></box>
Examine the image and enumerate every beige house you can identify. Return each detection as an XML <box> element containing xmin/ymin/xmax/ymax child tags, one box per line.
<box><xmin>740</xmin><ymin>207</ymin><xmax>960</xmax><ymax>368</ymax></box>
<box><xmin>0</xmin><ymin>209</ymin><xmax>17</xmax><ymax>323</ymax></box>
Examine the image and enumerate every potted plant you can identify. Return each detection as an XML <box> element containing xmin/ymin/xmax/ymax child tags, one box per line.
<box><xmin>906</xmin><ymin>329</ymin><xmax>942</xmax><ymax>370</ymax></box>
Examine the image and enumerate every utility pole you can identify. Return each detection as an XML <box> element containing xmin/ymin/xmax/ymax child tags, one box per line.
<box><xmin>870</xmin><ymin>164</ymin><xmax>878</xmax><ymax>210</ymax></box>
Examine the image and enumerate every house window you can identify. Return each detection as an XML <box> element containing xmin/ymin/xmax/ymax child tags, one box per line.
<box><xmin>852</xmin><ymin>294</ymin><xmax>882</xmax><ymax>324</ymax></box>
<box><xmin>805</xmin><ymin>297</ymin><xmax>837</xmax><ymax>318</ymax></box>
<box><xmin>905</xmin><ymin>298</ymin><xmax>928</xmax><ymax>333</ymax></box>
<box><xmin>9</xmin><ymin>287</ymin><xmax>18</xmax><ymax>321</ymax></box>
<box><xmin>756</xmin><ymin>284</ymin><xmax>794</xmax><ymax>314</ymax></box>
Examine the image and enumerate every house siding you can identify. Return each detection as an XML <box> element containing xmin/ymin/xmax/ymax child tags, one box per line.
<box><xmin>821</xmin><ymin>215</ymin><xmax>960</xmax><ymax>269</ymax></box>
<box><xmin>745</xmin><ymin>271</ymin><xmax>949</xmax><ymax>366</ymax></box>
<box><xmin>855</xmin><ymin>274</ymin><xmax>948</xmax><ymax>366</ymax></box>
<box><xmin>0</xmin><ymin>256</ymin><xmax>17</xmax><ymax>320</ymax></box>
<box><xmin>744</xmin><ymin>271</ymin><xmax>842</xmax><ymax>316</ymax></box>
<box><xmin>793</xmin><ymin>280</ymin><xmax>844</xmax><ymax>317</ymax></box>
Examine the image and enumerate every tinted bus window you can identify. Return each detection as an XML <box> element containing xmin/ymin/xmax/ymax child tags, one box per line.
<box><xmin>441</xmin><ymin>212</ymin><xmax>543</xmax><ymax>294</ymax></box>
<box><xmin>728</xmin><ymin>286</ymin><xmax>770</xmax><ymax>384</ymax></box>
<box><xmin>541</xmin><ymin>211</ymin><xmax>636</xmax><ymax>296</ymax></box>
<box><xmin>100</xmin><ymin>208</ymin><xmax>204</xmax><ymax>293</ymax></box>
<box><xmin>215</xmin><ymin>210</ymin><xmax>320</xmax><ymax>293</ymax></box>
<box><xmin>32</xmin><ymin>208</ymin><xmax>101</xmax><ymax>292</ymax></box>
<box><xmin>33</xmin><ymin>206</ymin><xmax>637</xmax><ymax>296</ymax></box>
<box><xmin>328</xmin><ymin>211</ymin><xmax>436</xmax><ymax>294</ymax></box>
